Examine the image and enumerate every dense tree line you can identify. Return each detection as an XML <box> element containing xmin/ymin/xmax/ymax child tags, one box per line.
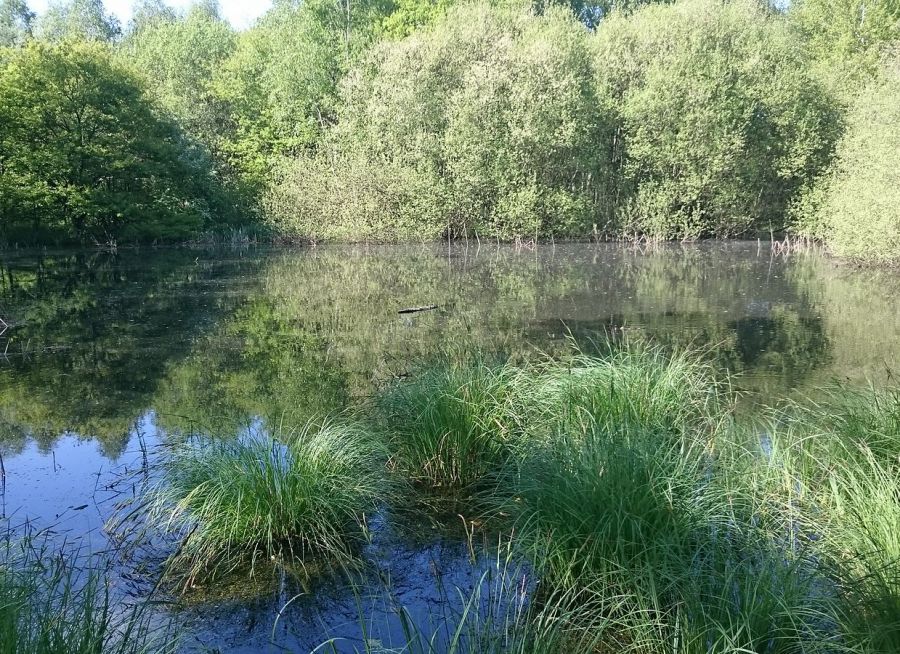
<box><xmin>0</xmin><ymin>0</ymin><xmax>898</xmax><ymax>259</ymax></box>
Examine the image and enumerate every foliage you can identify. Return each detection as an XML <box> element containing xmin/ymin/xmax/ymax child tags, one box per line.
<box><xmin>33</xmin><ymin>0</ymin><xmax>120</xmax><ymax>42</ymax></box>
<box><xmin>120</xmin><ymin>3</ymin><xmax>236</xmax><ymax>169</ymax></box>
<box><xmin>144</xmin><ymin>421</ymin><xmax>388</xmax><ymax>588</ymax></box>
<box><xmin>789</xmin><ymin>0</ymin><xmax>900</xmax><ymax>97</ymax></box>
<box><xmin>0</xmin><ymin>0</ymin><xmax>33</xmax><ymax>46</ymax></box>
<box><xmin>209</xmin><ymin>0</ymin><xmax>390</xmax><ymax>188</ymax></box>
<box><xmin>266</xmin><ymin>3</ymin><xmax>614</xmax><ymax>241</ymax></box>
<box><xmin>794</xmin><ymin>56</ymin><xmax>900</xmax><ymax>262</ymax></box>
<box><xmin>593</xmin><ymin>0</ymin><xmax>840</xmax><ymax>239</ymax></box>
<box><xmin>0</xmin><ymin>40</ymin><xmax>230</xmax><ymax>244</ymax></box>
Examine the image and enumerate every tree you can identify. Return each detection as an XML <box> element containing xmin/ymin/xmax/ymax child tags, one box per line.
<box><xmin>34</xmin><ymin>0</ymin><xmax>121</xmax><ymax>42</ymax></box>
<box><xmin>0</xmin><ymin>0</ymin><xmax>34</xmax><ymax>46</ymax></box>
<box><xmin>592</xmin><ymin>0</ymin><xmax>840</xmax><ymax>238</ymax></box>
<box><xmin>796</xmin><ymin>55</ymin><xmax>900</xmax><ymax>262</ymax></box>
<box><xmin>120</xmin><ymin>3</ymin><xmax>237</xmax><ymax>179</ymax></box>
<box><xmin>211</xmin><ymin>0</ymin><xmax>384</xmax><ymax>187</ymax></box>
<box><xmin>0</xmin><ymin>41</ymin><xmax>216</xmax><ymax>243</ymax></box>
<box><xmin>266</xmin><ymin>3</ymin><xmax>614</xmax><ymax>240</ymax></box>
<box><xmin>790</xmin><ymin>0</ymin><xmax>900</xmax><ymax>91</ymax></box>
<box><xmin>127</xmin><ymin>0</ymin><xmax>178</xmax><ymax>33</ymax></box>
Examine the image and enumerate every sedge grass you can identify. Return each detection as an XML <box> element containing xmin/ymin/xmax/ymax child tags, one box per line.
<box><xmin>146</xmin><ymin>419</ymin><xmax>388</xmax><ymax>589</ymax></box>
<box><xmin>0</xmin><ymin>532</ymin><xmax>173</xmax><ymax>654</ymax></box>
<box><xmin>768</xmin><ymin>386</ymin><xmax>900</xmax><ymax>652</ymax></box>
<box><xmin>378</xmin><ymin>356</ymin><xmax>527</xmax><ymax>495</ymax></box>
<box><xmin>527</xmin><ymin>343</ymin><xmax>731</xmax><ymax>441</ymax></box>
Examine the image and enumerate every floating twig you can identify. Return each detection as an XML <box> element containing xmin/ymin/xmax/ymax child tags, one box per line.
<box><xmin>398</xmin><ymin>304</ymin><xmax>438</xmax><ymax>315</ymax></box>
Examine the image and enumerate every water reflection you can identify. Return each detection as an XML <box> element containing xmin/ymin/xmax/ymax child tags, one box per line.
<box><xmin>1</xmin><ymin>243</ymin><xmax>898</xmax><ymax>460</ymax></box>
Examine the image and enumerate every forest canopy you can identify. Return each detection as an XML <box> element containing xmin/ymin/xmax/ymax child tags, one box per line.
<box><xmin>0</xmin><ymin>0</ymin><xmax>898</xmax><ymax>260</ymax></box>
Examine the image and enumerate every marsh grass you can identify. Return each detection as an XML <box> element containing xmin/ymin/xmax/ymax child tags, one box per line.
<box><xmin>511</xmin><ymin>420</ymin><xmax>845</xmax><ymax>652</ymax></box>
<box><xmin>0</xmin><ymin>532</ymin><xmax>173</xmax><ymax>654</ymax></box>
<box><xmin>377</xmin><ymin>356</ymin><xmax>528</xmax><ymax>496</ymax></box>
<box><xmin>766</xmin><ymin>386</ymin><xmax>900</xmax><ymax>652</ymax></box>
<box><xmin>314</xmin><ymin>548</ymin><xmax>613</xmax><ymax>654</ymax></box>
<box><xmin>527</xmin><ymin>344</ymin><xmax>731</xmax><ymax>440</ymax></box>
<box><xmin>145</xmin><ymin>419</ymin><xmax>388</xmax><ymax>589</ymax></box>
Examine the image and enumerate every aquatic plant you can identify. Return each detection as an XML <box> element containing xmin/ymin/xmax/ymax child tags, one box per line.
<box><xmin>315</xmin><ymin>549</ymin><xmax>612</xmax><ymax>654</ymax></box>
<box><xmin>512</xmin><ymin>419</ymin><xmax>843</xmax><ymax>652</ymax></box>
<box><xmin>529</xmin><ymin>343</ymin><xmax>730</xmax><ymax>440</ymax></box>
<box><xmin>770</xmin><ymin>386</ymin><xmax>900</xmax><ymax>652</ymax></box>
<box><xmin>378</xmin><ymin>356</ymin><xmax>527</xmax><ymax>494</ymax></box>
<box><xmin>146</xmin><ymin>420</ymin><xmax>387</xmax><ymax>587</ymax></box>
<box><xmin>0</xmin><ymin>534</ymin><xmax>172</xmax><ymax>654</ymax></box>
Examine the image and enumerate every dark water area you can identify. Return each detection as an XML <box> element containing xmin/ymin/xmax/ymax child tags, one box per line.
<box><xmin>1</xmin><ymin>242</ymin><xmax>898</xmax><ymax>651</ymax></box>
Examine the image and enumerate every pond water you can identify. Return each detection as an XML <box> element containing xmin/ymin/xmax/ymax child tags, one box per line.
<box><xmin>1</xmin><ymin>242</ymin><xmax>898</xmax><ymax>651</ymax></box>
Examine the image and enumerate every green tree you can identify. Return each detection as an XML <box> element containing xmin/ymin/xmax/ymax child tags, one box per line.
<box><xmin>0</xmin><ymin>41</ymin><xmax>216</xmax><ymax>243</ymax></box>
<box><xmin>127</xmin><ymin>0</ymin><xmax>178</xmax><ymax>32</ymax></box>
<box><xmin>267</xmin><ymin>3</ymin><xmax>614</xmax><ymax>241</ymax></box>
<box><xmin>0</xmin><ymin>0</ymin><xmax>33</xmax><ymax>46</ymax></box>
<box><xmin>121</xmin><ymin>1</ymin><xmax>236</xmax><ymax>160</ymax></box>
<box><xmin>790</xmin><ymin>0</ymin><xmax>900</xmax><ymax>95</ymax></box>
<box><xmin>380</xmin><ymin>0</ymin><xmax>455</xmax><ymax>38</ymax></box>
<box><xmin>796</xmin><ymin>55</ymin><xmax>900</xmax><ymax>262</ymax></box>
<box><xmin>211</xmin><ymin>0</ymin><xmax>392</xmax><ymax>188</ymax></box>
<box><xmin>593</xmin><ymin>0</ymin><xmax>840</xmax><ymax>238</ymax></box>
<box><xmin>34</xmin><ymin>0</ymin><xmax>121</xmax><ymax>42</ymax></box>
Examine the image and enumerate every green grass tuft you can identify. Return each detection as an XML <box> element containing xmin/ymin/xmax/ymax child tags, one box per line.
<box><xmin>378</xmin><ymin>356</ymin><xmax>527</xmax><ymax>495</ymax></box>
<box><xmin>529</xmin><ymin>343</ymin><xmax>730</xmax><ymax>440</ymax></box>
<box><xmin>146</xmin><ymin>419</ymin><xmax>388</xmax><ymax>588</ymax></box>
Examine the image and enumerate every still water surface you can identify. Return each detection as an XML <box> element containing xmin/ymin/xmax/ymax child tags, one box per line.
<box><xmin>1</xmin><ymin>242</ymin><xmax>898</xmax><ymax>650</ymax></box>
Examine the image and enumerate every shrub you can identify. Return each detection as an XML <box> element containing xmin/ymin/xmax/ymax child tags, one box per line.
<box><xmin>266</xmin><ymin>3</ymin><xmax>614</xmax><ymax>241</ymax></box>
<box><xmin>795</xmin><ymin>56</ymin><xmax>900</xmax><ymax>263</ymax></box>
<box><xmin>593</xmin><ymin>0</ymin><xmax>840</xmax><ymax>239</ymax></box>
<box><xmin>145</xmin><ymin>420</ymin><xmax>387</xmax><ymax>588</ymax></box>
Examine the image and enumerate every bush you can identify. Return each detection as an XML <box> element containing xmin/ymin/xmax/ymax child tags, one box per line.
<box><xmin>145</xmin><ymin>420</ymin><xmax>387</xmax><ymax>588</ymax></box>
<box><xmin>592</xmin><ymin>0</ymin><xmax>840</xmax><ymax>239</ymax></box>
<box><xmin>266</xmin><ymin>3</ymin><xmax>614</xmax><ymax>241</ymax></box>
<box><xmin>795</xmin><ymin>56</ymin><xmax>900</xmax><ymax>263</ymax></box>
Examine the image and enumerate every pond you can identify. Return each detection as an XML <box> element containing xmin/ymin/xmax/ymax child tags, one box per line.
<box><xmin>1</xmin><ymin>242</ymin><xmax>898</xmax><ymax>651</ymax></box>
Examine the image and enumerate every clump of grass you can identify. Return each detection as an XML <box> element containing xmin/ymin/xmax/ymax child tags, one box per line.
<box><xmin>769</xmin><ymin>386</ymin><xmax>900</xmax><ymax>652</ymax></box>
<box><xmin>514</xmin><ymin>421</ymin><xmax>842</xmax><ymax>652</ymax></box>
<box><xmin>515</xmin><ymin>425</ymin><xmax>711</xmax><ymax>590</ymax></box>
<box><xmin>0</xmin><ymin>533</ymin><xmax>172</xmax><ymax>654</ymax></box>
<box><xmin>530</xmin><ymin>343</ymin><xmax>730</xmax><ymax>440</ymax></box>
<box><xmin>378</xmin><ymin>356</ymin><xmax>527</xmax><ymax>494</ymax></box>
<box><xmin>501</xmin><ymin>340</ymin><xmax>853</xmax><ymax>652</ymax></box>
<box><xmin>827</xmin><ymin>447</ymin><xmax>900</xmax><ymax>652</ymax></box>
<box><xmin>146</xmin><ymin>420</ymin><xmax>388</xmax><ymax>588</ymax></box>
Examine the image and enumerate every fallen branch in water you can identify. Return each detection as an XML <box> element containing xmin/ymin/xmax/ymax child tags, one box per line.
<box><xmin>398</xmin><ymin>304</ymin><xmax>438</xmax><ymax>314</ymax></box>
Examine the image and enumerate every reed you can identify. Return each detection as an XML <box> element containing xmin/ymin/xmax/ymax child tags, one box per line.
<box><xmin>0</xmin><ymin>533</ymin><xmax>172</xmax><ymax>654</ymax></box>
